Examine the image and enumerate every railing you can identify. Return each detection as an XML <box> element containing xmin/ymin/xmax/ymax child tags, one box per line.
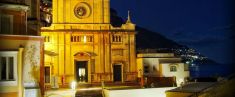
<box><xmin>91</xmin><ymin>72</ymin><xmax>138</xmax><ymax>82</ymax></box>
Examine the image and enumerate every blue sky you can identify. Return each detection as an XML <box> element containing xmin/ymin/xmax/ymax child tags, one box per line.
<box><xmin>111</xmin><ymin>0</ymin><xmax>235</xmax><ymax>64</ymax></box>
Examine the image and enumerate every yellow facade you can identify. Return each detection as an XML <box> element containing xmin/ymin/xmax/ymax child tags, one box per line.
<box><xmin>41</xmin><ymin>0</ymin><xmax>137</xmax><ymax>85</ymax></box>
<box><xmin>0</xmin><ymin>48</ymin><xmax>23</xmax><ymax>97</ymax></box>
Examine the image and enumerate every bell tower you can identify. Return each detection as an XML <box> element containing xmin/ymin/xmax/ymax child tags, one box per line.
<box><xmin>52</xmin><ymin>0</ymin><xmax>110</xmax><ymax>24</ymax></box>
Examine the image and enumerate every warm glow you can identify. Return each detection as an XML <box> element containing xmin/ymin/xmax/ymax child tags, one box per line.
<box><xmin>83</xmin><ymin>36</ymin><xmax>87</xmax><ymax>43</ymax></box>
<box><xmin>79</xmin><ymin>68</ymin><xmax>86</xmax><ymax>77</ymax></box>
<box><xmin>178</xmin><ymin>78</ymin><xmax>184</xmax><ymax>87</ymax></box>
<box><xmin>71</xmin><ymin>81</ymin><xmax>77</xmax><ymax>90</ymax></box>
<box><xmin>41</xmin><ymin>0</ymin><xmax>137</xmax><ymax>85</ymax></box>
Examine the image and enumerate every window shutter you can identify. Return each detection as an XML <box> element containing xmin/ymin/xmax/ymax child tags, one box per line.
<box><xmin>0</xmin><ymin>15</ymin><xmax>13</xmax><ymax>34</ymax></box>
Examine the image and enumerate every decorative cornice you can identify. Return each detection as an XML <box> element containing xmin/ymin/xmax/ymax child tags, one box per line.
<box><xmin>0</xmin><ymin>3</ymin><xmax>29</xmax><ymax>12</ymax></box>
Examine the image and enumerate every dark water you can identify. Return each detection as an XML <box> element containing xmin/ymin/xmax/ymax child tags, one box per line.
<box><xmin>190</xmin><ymin>64</ymin><xmax>234</xmax><ymax>78</ymax></box>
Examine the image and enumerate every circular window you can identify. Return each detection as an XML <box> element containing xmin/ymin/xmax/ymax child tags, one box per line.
<box><xmin>74</xmin><ymin>2</ymin><xmax>91</xmax><ymax>19</ymax></box>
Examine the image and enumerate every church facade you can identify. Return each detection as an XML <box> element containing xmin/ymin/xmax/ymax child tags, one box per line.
<box><xmin>41</xmin><ymin>0</ymin><xmax>137</xmax><ymax>86</ymax></box>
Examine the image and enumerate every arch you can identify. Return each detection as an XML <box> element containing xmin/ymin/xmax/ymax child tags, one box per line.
<box><xmin>73</xmin><ymin>52</ymin><xmax>96</xmax><ymax>57</ymax></box>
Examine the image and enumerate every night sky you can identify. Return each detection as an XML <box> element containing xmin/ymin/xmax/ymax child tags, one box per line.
<box><xmin>111</xmin><ymin>0</ymin><xmax>235</xmax><ymax>64</ymax></box>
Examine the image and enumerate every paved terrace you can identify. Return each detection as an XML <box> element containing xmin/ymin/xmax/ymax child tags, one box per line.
<box><xmin>45</xmin><ymin>82</ymin><xmax>141</xmax><ymax>97</ymax></box>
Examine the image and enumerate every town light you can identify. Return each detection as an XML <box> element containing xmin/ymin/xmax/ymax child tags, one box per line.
<box><xmin>179</xmin><ymin>78</ymin><xmax>184</xmax><ymax>83</ymax></box>
<box><xmin>186</xmin><ymin>61</ymin><xmax>190</xmax><ymax>64</ymax></box>
<box><xmin>178</xmin><ymin>78</ymin><xmax>184</xmax><ymax>87</ymax></box>
<box><xmin>71</xmin><ymin>81</ymin><xmax>77</xmax><ymax>90</ymax></box>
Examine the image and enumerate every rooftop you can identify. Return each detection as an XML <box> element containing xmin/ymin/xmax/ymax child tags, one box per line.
<box><xmin>0</xmin><ymin>3</ymin><xmax>28</xmax><ymax>11</ymax></box>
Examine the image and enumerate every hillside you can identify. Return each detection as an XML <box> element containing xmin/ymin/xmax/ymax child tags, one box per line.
<box><xmin>110</xmin><ymin>8</ymin><xmax>182</xmax><ymax>50</ymax></box>
<box><xmin>110</xmin><ymin>8</ymin><xmax>225</xmax><ymax>72</ymax></box>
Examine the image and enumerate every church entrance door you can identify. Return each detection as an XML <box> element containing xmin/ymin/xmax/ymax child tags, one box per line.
<box><xmin>113</xmin><ymin>65</ymin><xmax>122</xmax><ymax>82</ymax></box>
<box><xmin>75</xmin><ymin>61</ymin><xmax>88</xmax><ymax>82</ymax></box>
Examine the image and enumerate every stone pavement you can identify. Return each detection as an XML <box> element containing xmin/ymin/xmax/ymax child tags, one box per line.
<box><xmin>44</xmin><ymin>82</ymin><xmax>140</xmax><ymax>97</ymax></box>
<box><xmin>45</xmin><ymin>89</ymin><xmax>77</xmax><ymax>97</ymax></box>
<box><xmin>44</xmin><ymin>86</ymin><xmax>141</xmax><ymax>97</ymax></box>
<box><xmin>45</xmin><ymin>87</ymin><xmax>105</xmax><ymax>97</ymax></box>
<box><xmin>76</xmin><ymin>89</ymin><xmax>102</xmax><ymax>97</ymax></box>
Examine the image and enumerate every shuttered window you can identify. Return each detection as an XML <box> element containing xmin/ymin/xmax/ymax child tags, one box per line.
<box><xmin>0</xmin><ymin>14</ymin><xmax>13</xmax><ymax>34</ymax></box>
<box><xmin>0</xmin><ymin>51</ymin><xmax>18</xmax><ymax>86</ymax></box>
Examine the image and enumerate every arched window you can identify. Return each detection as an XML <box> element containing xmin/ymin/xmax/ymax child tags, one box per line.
<box><xmin>115</xmin><ymin>36</ymin><xmax>118</xmax><ymax>42</ymax></box>
<box><xmin>118</xmin><ymin>36</ymin><xmax>121</xmax><ymax>42</ymax></box>
<box><xmin>71</xmin><ymin>36</ymin><xmax>74</xmax><ymax>42</ymax></box>
<box><xmin>170</xmin><ymin>65</ymin><xmax>177</xmax><ymax>72</ymax></box>
<box><xmin>112</xmin><ymin>35</ymin><xmax>122</xmax><ymax>42</ymax></box>
<box><xmin>112</xmin><ymin>35</ymin><xmax>115</xmax><ymax>41</ymax></box>
<box><xmin>77</xmin><ymin>36</ymin><xmax>80</xmax><ymax>42</ymax></box>
<box><xmin>74</xmin><ymin>36</ymin><xmax>76</xmax><ymax>42</ymax></box>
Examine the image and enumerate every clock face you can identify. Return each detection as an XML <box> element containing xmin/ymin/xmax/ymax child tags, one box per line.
<box><xmin>74</xmin><ymin>2</ymin><xmax>91</xmax><ymax>19</ymax></box>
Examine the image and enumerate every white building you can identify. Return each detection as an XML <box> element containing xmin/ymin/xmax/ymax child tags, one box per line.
<box><xmin>137</xmin><ymin>53</ymin><xmax>190</xmax><ymax>86</ymax></box>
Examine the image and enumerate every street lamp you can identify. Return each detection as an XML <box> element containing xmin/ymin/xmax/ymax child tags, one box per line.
<box><xmin>71</xmin><ymin>81</ymin><xmax>77</xmax><ymax>90</ymax></box>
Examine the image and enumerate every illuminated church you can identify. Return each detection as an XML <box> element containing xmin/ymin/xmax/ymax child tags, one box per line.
<box><xmin>41</xmin><ymin>0</ymin><xmax>137</xmax><ymax>86</ymax></box>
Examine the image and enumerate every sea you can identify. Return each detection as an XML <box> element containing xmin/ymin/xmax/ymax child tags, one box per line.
<box><xmin>190</xmin><ymin>63</ymin><xmax>234</xmax><ymax>78</ymax></box>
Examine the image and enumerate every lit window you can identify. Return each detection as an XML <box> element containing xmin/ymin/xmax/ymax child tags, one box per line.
<box><xmin>170</xmin><ymin>65</ymin><xmax>177</xmax><ymax>72</ymax></box>
<box><xmin>83</xmin><ymin>36</ymin><xmax>87</xmax><ymax>43</ymax></box>
<box><xmin>71</xmin><ymin>35</ymin><xmax>93</xmax><ymax>42</ymax></box>
<box><xmin>82</xmin><ymin>36</ymin><xmax>93</xmax><ymax>43</ymax></box>
<box><xmin>0</xmin><ymin>51</ymin><xmax>18</xmax><ymax>86</ymax></box>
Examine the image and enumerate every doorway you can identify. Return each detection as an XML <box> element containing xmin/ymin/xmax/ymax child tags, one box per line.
<box><xmin>75</xmin><ymin>61</ymin><xmax>88</xmax><ymax>82</ymax></box>
<box><xmin>113</xmin><ymin>65</ymin><xmax>122</xmax><ymax>82</ymax></box>
<box><xmin>44</xmin><ymin>66</ymin><xmax>51</xmax><ymax>83</ymax></box>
